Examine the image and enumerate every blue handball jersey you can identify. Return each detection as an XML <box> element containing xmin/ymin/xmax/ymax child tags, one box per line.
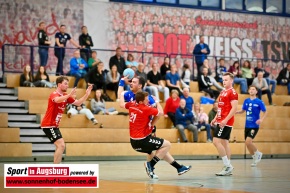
<box><xmin>124</xmin><ymin>91</ymin><xmax>156</xmax><ymax>106</ymax></box>
<box><xmin>242</xmin><ymin>98</ymin><xmax>266</xmax><ymax>128</ymax></box>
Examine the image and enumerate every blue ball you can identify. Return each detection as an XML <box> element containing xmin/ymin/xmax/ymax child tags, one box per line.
<box><xmin>123</xmin><ymin>68</ymin><xmax>135</xmax><ymax>80</ymax></box>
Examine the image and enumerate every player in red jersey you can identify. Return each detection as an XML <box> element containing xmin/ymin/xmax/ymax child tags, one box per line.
<box><xmin>41</xmin><ymin>76</ymin><xmax>93</xmax><ymax>164</ymax></box>
<box><xmin>211</xmin><ymin>72</ymin><xmax>238</xmax><ymax>176</ymax></box>
<box><xmin>121</xmin><ymin>91</ymin><xmax>191</xmax><ymax>179</ymax></box>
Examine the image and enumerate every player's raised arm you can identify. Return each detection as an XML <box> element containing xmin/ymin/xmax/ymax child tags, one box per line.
<box><xmin>117</xmin><ymin>76</ymin><xmax>129</xmax><ymax>100</ymax></box>
<box><xmin>119</xmin><ymin>91</ymin><xmax>126</xmax><ymax>108</ymax></box>
<box><xmin>73</xmin><ymin>84</ymin><xmax>93</xmax><ymax>106</ymax></box>
<box><xmin>53</xmin><ymin>87</ymin><xmax>76</xmax><ymax>103</ymax></box>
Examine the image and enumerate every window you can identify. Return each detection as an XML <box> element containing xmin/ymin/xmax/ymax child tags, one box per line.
<box><xmin>266</xmin><ymin>0</ymin><xmax>282</xmax><ymax>13</ymax></box>
<box><xmin>135</xmin><ymin>0</ymin><xmax>153</xmax><ymax>2</ymax></box>
<box><xmin>287</xmin><ymin>0</ymin><xmax>290</xmax><ymax>14</ymax></box>
<box><xmin>156</xmin><ymin>0</ymin><xmax>176</xmax><ymax>3</ymax></box>
<box><xmin>226</xmin><ymin>0</ymin><xmax>243</xmax><ymax>10</ymax></box>
<box><xmin>179</xmin><ymin>0</ymin><xmax>198</xmax><ymax>6</ymax></box>
<box><xmin>201</xmin><ymin>0</ymin><xmax>220</xmax><ymax>7</ymax></box>
<box><xmin>246</xmin><ymin>0</ymin><xmax>263</xmax><ymax>12</ymax></box>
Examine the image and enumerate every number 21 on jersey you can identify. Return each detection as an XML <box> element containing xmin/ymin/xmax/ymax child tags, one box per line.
<box><xmin>129</xmin><ymin>112</ymin><xmax>137</xmax><ymax>123</ymax></box>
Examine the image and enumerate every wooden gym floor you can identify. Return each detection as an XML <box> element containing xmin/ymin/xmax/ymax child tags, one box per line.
<box><xmin>1</xmin><ymin>159</ymin><xmax>290</xmax><ymax>193</ymax></box>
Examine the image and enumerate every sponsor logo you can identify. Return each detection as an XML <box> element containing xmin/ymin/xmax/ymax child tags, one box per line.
<box><xmin>50</xmin><ymin>128</ymin><xmax>57</xmax><ymax>139</ymax></box>
<box><xmin>218</xmin><ymin>127</ymin><xmax>224</xmax><ymax>137</ymax></box>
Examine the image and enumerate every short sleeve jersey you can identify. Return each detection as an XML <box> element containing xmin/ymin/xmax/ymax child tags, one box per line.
<box><xmin>242</xmin><ymin>98</ymin><xmax>266</xmax><ymax>128</ymax></box>
<box><xmin>125</xmin><ymin>102</ymin><xmax>159</xmax><ymax>139</ymax></box>
<box><xmin>54</xmin><ymin>32</ymin><xmax>71</xmax><ymax>47</ymax></box>
<box><xmin>124</xmin><ymin>91</ymin><xmax>155</xmax><ymax>106</ymax></box>
<box><xmin>41</xmin><ymin>91</ymin><xmax>75</xmax><ymax>128</ymax></box>
<box><xmin>217</xmin><ymin>88</ymin><xmax>238</xmax><ymax>127</ymax></box>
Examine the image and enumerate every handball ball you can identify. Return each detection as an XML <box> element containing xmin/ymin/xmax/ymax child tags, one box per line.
<box><xmin>123</xmin><ymin>68</ymin><xmax>135</xmax><ymax>80</ymax></box>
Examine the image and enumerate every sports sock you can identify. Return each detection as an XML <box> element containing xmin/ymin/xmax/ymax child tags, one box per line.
<box><xmin>222</xmin><ymin>156</ymin><xmax>230</xmax><ymax>167</ymax></box>
<box><xmin>150</xmin><ymin>156</ymin><xmax>160</xmax><ymax>168</ymax></box>
<box><xmin>171</xmin><ymin>160</ymin><xmax>182</xmax><ymax>169</ymax></box>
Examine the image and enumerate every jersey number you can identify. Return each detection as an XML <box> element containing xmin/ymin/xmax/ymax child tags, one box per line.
<box><xmin>129</xmin><ymin>113</ymin><xmax>137</xmax><ymax>123</ymax></box>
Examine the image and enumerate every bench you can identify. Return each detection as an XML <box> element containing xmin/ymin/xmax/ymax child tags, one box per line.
<box><xmin>0</xmin><ymin>113</ymin><xmax>8</xmax><ymax>127</ymax></box>
<box><xmin>0</xmin><ymin>128</ymin><xmax>20</xmax><ymax>142</ymax></box>
<box><xmin>0</xmin><ymin>143</ymin><xmax>32</xmax><ymax>157</ymax></box>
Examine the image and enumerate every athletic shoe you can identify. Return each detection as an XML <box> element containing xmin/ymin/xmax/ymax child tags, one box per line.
<box><xmin>206</xmin><ymin>139</ymin><xmax>212</xmax><ymax>143</ymax></box>
<box><xmin>144</xmin><ymin>162</ymin><xmax>158</xmax><ymax>179</ymax></box>
<box><xmin>251</xmin><ymin>151</ymin><xmax>263</xmax><ymax>167</ymax></box>
<box><xmin>92</xmin><ymin>119</ymin><xmax>98</xmax><ymax>125</ymax></box>
<box><xmin>177</xmin><ymin>165</ymin><xmax>192</xmax><ymax>175</ymax></box>
<box><xmin>109</xmin><ymin>111</ymin><xmax>118</xmax><ymax>115</ymax></box>
<box><xmin>215</xmin><ymin>165</ymin><xmax>234</xmax><ymax>176</ymax></box>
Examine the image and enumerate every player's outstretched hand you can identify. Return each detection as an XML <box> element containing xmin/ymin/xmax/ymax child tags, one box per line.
<box><xmin>69</xmin><ymin>87</ymin><xmax>77</xmax><ymax>97</ymax></box>
<box><xmin>86</xmin><ymin>83</ymin><xmax>93</xmax><ymax>94</ymax></box>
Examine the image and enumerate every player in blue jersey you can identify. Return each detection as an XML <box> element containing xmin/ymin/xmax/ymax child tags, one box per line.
<box><xmin>236</xmin><ymin>85</ymin><xmax>267</xmax><ymax>167</ymax></box>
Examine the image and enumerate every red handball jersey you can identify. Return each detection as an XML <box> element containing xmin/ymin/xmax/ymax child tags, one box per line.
<box><xmin>125</xmin><ymin>102</ymin><xmax>159</xmax><ymax>139</ymax></box>
<box><xmin>216</xmin><ymin>87</ymin><xmax>238</xmax><ymax>127</ymax></box>
<box><xmin>41</xmin><ymin>91</ymin><xmax>75</xmax><ymax>128</ymax></box>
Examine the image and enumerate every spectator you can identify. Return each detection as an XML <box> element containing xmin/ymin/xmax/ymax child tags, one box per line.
<box><xmin>20</xmin><ymin>64</ymin><xmax>35</xmax><ymax>87</ymax></box>
<box><xmin>180</xmin><ymin>87</ymin><xmax>194</xmax><ymax>111</ymax></box>
<box><xmin>164</xmin><ymin>89</ymin><xmax>180</xmax><ymax>127</ymax></box>
<box><xmin>135</xmin><ymin>63</ymin><xmax>152</xmax><ymax>95</ymax></box>
<box><xmin>87</xmin><ymin>51</ymin><xmax>101</xmax><ymax>69</ymax></box>
<box><xmin>165</xmin><ymin>64</ymin><xmax>183</xmax><ymax>96</ymax></box>
<box><xmin>208</xmin><ymin>101</ymin><xmax>218</xmax><ymax>131</ymax></box>
<box><xmin>198</xmin><ymin>67</ymin><xmax>220</xmax><ymax>99</ymax></box>
<box><xmin>160</xmin><ymin>56</ymin><xmax>171</xmax><ymax>80</ymax></box>
<box><xmin>66</xmin><ymin>94</ymin><xmax>98</xmax><ymax>125</ymax></box>
<box><xmin>37</xmin><ymin>22</ymin><xmax>51</xmax><ymax>67</ymax></box>
<box><xmin>216</xmin><ymin>58</ymin><xmax>227</xmax><ymax>83</ymax></box>
<box><xmin>228</xmin><ymin>61</ymin><xmax>248</xmax><ymax>94</ymax></box>
<box><xmin>252</xmin><ymin>72</ymin><xmax>273</xmax><ymax>105</ymax></box>
<box><xmin>181</xmin><ymin>63</ymin><xmax>191</xmax><ymax>86</ymax></box>
<box><xmin>87</xmin><ymin>62</ymin><xmax>107</xmax><ymax>92</ymax></box>
<box><xmin>90</xmin><ymin>89</ymin><xmax>118</xmax><ymax>115</ymax></box>
<box><xmin>54</xmin><ymin>24</ymin><xmax>80</xmax><ymax>75</ymax></box>
<box><xmin>106</xmin><ymin>65</ymin><xmax>120</xmax><ymax>99</ymax></box>
<box><xmin>193</xmin><ymin>35</ymin><xmax>210</xmax><ymax>77</ymax></box>
<box><xmin>276</xmin><ymin>63</ymin><xmax>290</xmax><ymax>95</ymax></box>
<box><xmin>175</xmin><ymin>99</ymin><xmax>198</xmax><ymax>143</ymax></box>
<box><xmin>146</xmin><ymin>63</ymin><xmax>170</xmax><ymax>102</ymax></box>
<box><xmin>254</xmin><ymin>60</ymin><xmax>276</xmax><ymax>95</ymax></box>
<box><xmin>34</xmin><ymin>66</ymin><xmax>56</xmax><ymax>88</ymax></box>
<box><xmin>70</xmin><ymin>50</ymin><xmax>88</xmax><ymax>87</ymax></box>
<box><xmin>126</xmin><ymin>53</ymin><xmax>138</xmax><ymax>71</ymax></box>
<box><xmin>193</xmin><ymin>103</ymin><xmax>212</xmax><ymax>143</ymax></box>
<box><xmin>79</xmin><ymin>26</ymin><xmax>93</xmax><ymax>62</ymax></box>
<box><xmin>109</xmin><ymin>47</ymin><xmax>126</xmax><ymax>75</ymax></box>
<box><xmin>199</xmin><ymin>59</ymin><xmax>224</xmax><ymax>91</ymax></box>
<box><xmin>241</xmin><ymin>60</ymin><xmax>255</xmax><ymax>86</ymax></box>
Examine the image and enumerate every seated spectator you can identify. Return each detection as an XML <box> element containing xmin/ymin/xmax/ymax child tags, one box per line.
<box><xmin>228</xmin><ymin>61</ymin><xmax>248</xmax><ymax>94</ymax></box>
<box><xmin>165</xmin><ymin>64</ymin><xmax>183</xmax><ymax>96</ymax></box>
<box><xmin>125</xmin><ymin>53</ymin><xmax>138</xmax><ymax>71</ymax></box>
<box><xmin>198</xmin><ymin>67</ymin><xmax>220</xmax><ymax>99</ymax></box>
<box><xmin>90</xmin><ymin>89</ymin><xmax>118</xmax><ymax>115</ymax></box>
<box><xmin>175</xmin><ymin>99</ymin><xmax>198</xmax><ymax>143</ymax></box>
<box><xmin>254</xmin><ymin>60</ymin><xmax>276</xmax><ymax>95</ymax></box>
<box><xmin>34</xmin><ymin>66</ymin><xmax>56</xmax><ymax>88</ymax></box>
<box><xmin>135</xmin><ymin>63</ymin><xmax>152</xmax><ymax>95</ymax></box>
<box><xmin>106</xmin><ymin>65</ymin><xmax>120</xmax><ymax>99</ymax></box>
<box><xmin>87</xmin><ymin>62</ymin><xmax>106</xmax><ymax>92</ymax></box>
<box><xmin>66</xmin><ymin>94</ymin><xmax>98</xmax><ymax>125</ymax></box>
<box><xmin>164</xmin><ymin>89</ymin><xmax>180</xmax><ymax>127</ymax></box>
<box><xmin>88</xmin><ymin>51</ymin><xmax>101</xmax><ymax>69</ymax></box>
<box><xmin>181</xmin><ymin>63</ymin><xmax>191</xmax><ymax>86</ymax></box>
<box><xmin>20</xmin><ymin>64</ymin><xmax>35</xmax><ymax>87</ymax></box>
<box><xmin>199</xmin><ymin>59</ymin><xmax>224</xmax><ymax>91</ymax></box>
<box><xmin>193</xmin><ymin>103</ymin><xmax>212</xmax><ymax>143</ymax></box>
<box><xmin>252</xmin><ymin>72</ymin><xmax>273</xmax><ymax>105</ymax></box>
<box><xmin>146</xmin><ymin>63</ymin><xmax>170</xmax><ymax>102</ymax></box>
<box><xmin>109</xmin><ymin>47</ymin><xmax>126</xmax><ymax>76</ymax></box>
<box><xmin>208</xmin><ymin>100</ymin><xmax>218</xmax><ymax>131</ymax></box>
<box><xmin>276</xmin><ymin>63</ymin><xmax>290</xmax><ymax>95</ymax></box>
<box><xmin>180</xmin><ymin>87</ymin><xmax>194</xmax><ymax>111</ymax></box>
<box><xmin>241</xmin><ymin>60</ymin><xmax>255</xmax><ymax>86</ymax></box>
<box><xmin>160</xmin><ymin>56</ymin><xmax>171</xmax><ymax>80</ymax></box>
<box><xmin>216</xmin><ymin>58</ymin><xmax>227</xmax><ymax>83</ymax></box>
<box><xmin>70</xmin><ymin>50</ymin><xmax>88</xmax><ymax>87</ymax></box>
